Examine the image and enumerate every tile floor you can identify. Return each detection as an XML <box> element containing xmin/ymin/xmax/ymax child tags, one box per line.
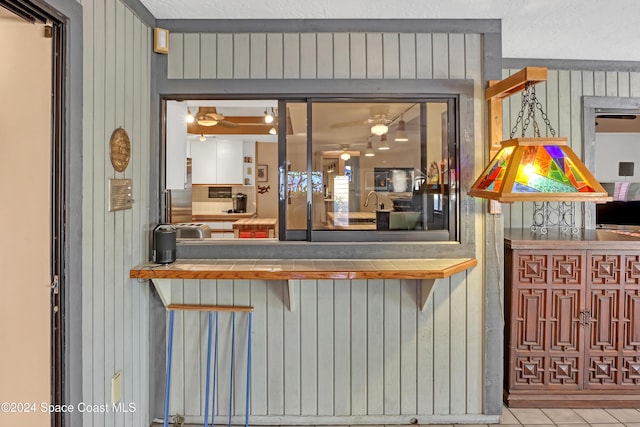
<box><xmin>480</xmin><ymin>405</ymin><xmax>640</xmax><ymax>427</ymax></box>
<box><xmin>171</xmin><ymin>406</ymin><xmax>640</xmax><ymax>427</ymax></box>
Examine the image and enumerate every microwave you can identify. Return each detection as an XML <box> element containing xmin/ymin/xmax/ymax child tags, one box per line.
<box><xmin>208</xmin><ymin>186</ymin><xmax>232</xmax><ymax>199</ymax></box>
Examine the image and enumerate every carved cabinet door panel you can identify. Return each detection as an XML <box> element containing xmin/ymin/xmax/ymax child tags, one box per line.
<box><xmin>585</xmin><ymin>251</ymin><xmax>640</xmax><ymax>389</ymax></box>
<box><xmin>508</xmin><ymin>250</ymin><xmax>585</xmax><ymax>390</ymax></box>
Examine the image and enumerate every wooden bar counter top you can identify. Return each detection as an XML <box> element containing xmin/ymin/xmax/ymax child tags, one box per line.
<box><xmin>130</xmin><ymin>257</ymin><xmax>477</xmax><ymax>280</ymax></box>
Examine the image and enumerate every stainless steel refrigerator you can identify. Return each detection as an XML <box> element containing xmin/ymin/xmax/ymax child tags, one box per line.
<box><xmin>166</xmin><ymin>158</ymin><xmax>192</xmax><ymax>223</ymax></box>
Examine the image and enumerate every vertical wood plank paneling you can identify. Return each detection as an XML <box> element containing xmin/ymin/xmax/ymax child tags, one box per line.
<box><xmin>367</xmin><ymin>279</ymin><xmax>384</xmax><ymax>414</ymax></box>
<box><xmin>283</xmin><ymin>280</ymin><xmax>301</xmax><ymax>414</ymax></box>
<box><xmin>266</xmin><ymin>33</ymin><xmax>284</xmax><ymax>79</ymax></box>
<box><xmin>124</xmin><ymin>14</ymin><xmax>137</xmax><ymax>427</ymax></box>
<box><xmin>249</xmin><ymin>280</ymin><xmax>268</xmax><ymax>415</ymax></box>
<box><xmin>88</xmin><ymin>0</ymin><xmax>106</xmax><ymax>424</ymax></box>
<box><xmin>606</xmin><ymin>71</ymin><xmax>619</xmax><ymax>96</ymax></box>
<box><xmin>217</xmin><ymin>34</ymin><xmax>233</xmax><ymax>78</ymax></box>
<box><xmin>283</xmin><ymin>33</ymin><xmax>300</xmax><ymax>79</ymax></box>
<box><xmin>103</xmin><ymin>2</ymin><xmax>117</xmax><ymax>425</ymax></box>
<box><xmin>350</xmin><ymin>279</ymin><xmax>368</xmax><ymax>415</ymax></box>
<box><xmin>183</xmin><ymin>33</ymin><xmax>201</xmax><ymax>79</ymax></box>
<box><xmin>415</xmin><ymin>33</ymin><xmax>433</xmax><ymax>79</ymax></box>
<box><xmin>333</xmin><ymin>280</ymin><xmax>351</xmax><ymax>416</ymax></box>
<box><xmin>417</xmin><ymin>284</ymin><xmax>434</xmax><ymax>415</ymax></box>
<box><xmin>582</xmin><ymin>71</ymin><xmax>595</xmax><ymax>97</ymax></box>
<box><xmin>383</xmin><ymin>280</ymin><xmax>401</xmax><ymax>414</ymax></box>
<box><xmin>300</xmin><ymin>33</ymin><xmax>317</xmax><ymax>78</ymax></box>
<box><xmin>81</xmin><ymin>0</ymin><xmax>95</xmax><ymax>420</ymax></box>
<box><xmin>431</xmin><ymin>33</ymin><xmax>449</xmax><ymax>78</ymax></box>
<box><xmin>557</xmin><ymin>71</ymin><xmax>572</xmax><ymax>142</ymax></box>
<box><xmin>113</xmin><ymin>4</ymin><xmax>126</xmax><ymax>426</ymax></box>
<box><xmin>449</xmin><ymin>274</ymin><xmax>467</xmax><ymax>414</ymax></box>
<box><xmin>366</xmin><ymin>33</ymin><xmax>383</xmax><ymax>79</ymax></box>
<box><xmin>464</xmin><ymin>34</ymin><xmax>481</xmax><ymax>81</ymax></box>
<box><xmin>448</xmin><ymin>33</ymin><xmax>465</xmax><ymax>79</ymax></box>
<box><xmin>349</xmin><ymin>33</ymin><xmax>367</xmax><ymax>79</ymax></box>
<box><xmin>215</xmin><ymin>280</ymin><xmax>235</xmax><ymax>416</ymax></box>
<box><xmin>183</xmin><ymin>284</ymin><xmax>202</xmax><ymax>417</ymax></box>
<box><xmin>232</xmin><ymin>280</ymin><xmax>251</xmax><ymax>416</ymax></box>
<box><xmin>399</xmin><ymin>33</ymin><xmax>416</xmax><ymax>79</ymax></box>
<box><xmin>233</xmin><ymin>34</ymin><xmax>250</xmax><ymax>78</ymax></box>
<box><xmin>383</xmin><ymin>33</ymin><xmax>400</xmax><ymax>79</ymax></box>
<box><xmin>432</xmin><ymin>279</ymin><xmax>450</xmax><ymax>414</ymax></box>
<box><xmin>316</xmin><ymin>33</ymin><xmax>334</xmax><ymax>79</ymax></box>
<box><xmin>545</xmin><ymin>70</ymin><xmax>559</xmax><ymax>138</ymax></box>
<box><xmin>317</xmin><ymin>280</ymin><xmax>334</xmax><ymax>415</ymax></box>
<box><xmin>630</xmin><ymin>72</ymin><xmax>640</xmax><ymax>97</ymax></box>
<box><xmin>465</xmin><ymin>270</ymin><xmax>483</xmax><ymax>413</ymax></box>
<box><xmin>333</xmin><ymin>33</ymin><xmax>350</xmax><ymax>79</ymax></box>
<box><xmin>200</xmin><ymin>33</ymin><xmax>217</xmax><ymax>79</ymax></box>
<box><xmin>266</xmin><ymin>281</ymin><xmax>284</xmax><ymax>414</ymax></box>
<box><xmin>400</xmin><ymin>280</ymin><xmax>417</xmax><ymax>415</ymax></box>
<box><xmin>199</xmin><ymin>280</ymin><xmax>217</xmax><ymax>414</ymax></box>
<box><xmin>167</xmin><ymin>33</ymin><xmax>184</xmax><ymax>79</ymax></box>
<box><xmin>618</xmin><ymin>72</ymin><xmax>630</xmax><ymax>97</ymax></box>
<box><xmin>594</xmin><ymin>71</ymin><xmax>606</xmax><ymax>96</ymax></box>
<box><xmin>169</xmin><ymin>281</ymin><xmax>185</xmax><ymax>416</ymax></box>
<box><xmin>569</xmin><ymin>70</ymin><xmax>583</xmax><ymax>153</ymax></box>
<box><xmin>250</xmin><ymin>33</ymin><xmax>267</xmax><ymax>79</ymax></box>
<box><xmin>299</xmin><ymin>279</ymin><xmax>317</xmax><ymax>414</ymax></box>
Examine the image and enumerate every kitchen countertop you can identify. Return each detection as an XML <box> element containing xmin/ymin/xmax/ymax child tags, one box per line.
<box><xmin>192</xmin><ymin>212</ymin><xmax>256</xmax><ymax>221</ymax></box>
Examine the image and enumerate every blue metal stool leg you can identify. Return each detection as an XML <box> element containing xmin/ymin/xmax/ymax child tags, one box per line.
<box><xmin>211</xmin><ymin>312</ymin><xmax>219</xmax><ymax>426</ymax></box>
<box><xmin>164</xmin><ymin>310</ymin><xmax>175</xmax><ymax>427</ymax></box>
<box><xmin>245</xmin><ymin>312</ymin><xmax>253</xmax><ymax>427</ymax></box>
<box><xmin>203</xmin><ymin>312</ymin><xmax>213</xmax><ymax>427</ymax></box>
<box><xmin>229</xmin><ymin>312</ymin><xmax>235</xmax><ymax>427</ymax></box>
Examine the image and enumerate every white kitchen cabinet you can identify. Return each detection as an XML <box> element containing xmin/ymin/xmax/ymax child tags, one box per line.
<box><xmin>166</xmin><ymin>102</ymin><xmax>188</xmax><ymax>189</ymax></box>
<box><xmin>191</xmin><ymin>139</ymin><xmax>243</xmax><ymax>184</ymax></box>
<box><xmin>190</xmin><ymin>140</ymin><xmax>218</xmax><ymax>184</ymax></box>
<box><xmin>215</xmin><ymin>140</ymin><xmax>243</xmax><ymax>184</ymax></box>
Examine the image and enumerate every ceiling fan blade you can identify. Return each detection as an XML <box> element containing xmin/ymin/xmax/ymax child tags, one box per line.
<box><xmin>330</xmin><ymin>119</ymin><xmax>370</xmax><ymax>129</ymax></box>
<box><xmin>217</xmin><ymin>120</ymin><xmax>239</xmax><ymax>128</ymax></box>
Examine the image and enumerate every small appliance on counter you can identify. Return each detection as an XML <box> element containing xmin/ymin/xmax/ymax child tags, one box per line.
<box><xmin>174</xmin><ymin>223</ymin><xmax>212</xmax><ymax>239</ymax></box>
<box><xmin>233</xmin><ymin>192</ymin><xmax>247</xmax><ymax>213</ymax></box>
<box><xmin>153</xmin><ymin>224</ymin><xmax>176</xmax><ymax>264</ymax></box>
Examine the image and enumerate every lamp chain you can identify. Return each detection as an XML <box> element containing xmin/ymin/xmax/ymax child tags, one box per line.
<box><xmin>510</xmin><ymin>82</ymin><xmax>557</xmax><ymax>139</ymax></box>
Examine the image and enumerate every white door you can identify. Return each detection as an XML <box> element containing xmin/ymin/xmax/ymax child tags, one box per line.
<box><xmin>0</xmin><ymin>8</ymin><xmax>52</xmax><ymax>427</ymax></box>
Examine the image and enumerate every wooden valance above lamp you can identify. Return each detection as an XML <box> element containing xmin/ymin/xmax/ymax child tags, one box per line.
<box><xmin>469</xmin><ymin>67</ymin><xmax>612</xmax><ymax>207</ymax></box>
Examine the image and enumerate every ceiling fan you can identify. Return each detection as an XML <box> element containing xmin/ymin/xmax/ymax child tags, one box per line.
<box><xmin>330</xmin><ymin>105</ymin><xmax>392</xmax><ymax>135</ymax></box>
<box><xmin>192</xmin><ymin>107</ymin><xmax>239</xmax><ymax>127</ymax></box>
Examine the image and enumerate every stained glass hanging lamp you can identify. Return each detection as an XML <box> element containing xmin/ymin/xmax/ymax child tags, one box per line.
<box><xmin>469</xmin><ymin>81</ymin><xmax>611</xmax><ymax>203</ymax></box>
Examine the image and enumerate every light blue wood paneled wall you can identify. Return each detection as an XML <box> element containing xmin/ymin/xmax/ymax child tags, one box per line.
<box><xmin>167</xmin><ymin>32</ymin><xmax>481</xmax><ymax>80</ymax></box>
<box><xmin>82</xmin><ymin>1</ymin><xmax>152</xmax><ymax>426</ymax></box>
<box><xmin>162</xmin><ymin>31</ymin><xmax>487</xmax><ymax>424</ymax></box>
<box><xmin>166</xmin><ymin>274</ymin><xmax>484</xmax><ymax>425</ymax></box>
<box><xmin>501</xmin><ymin>69</ymin><xmax>640</xmax><ymax>229</ymax></box>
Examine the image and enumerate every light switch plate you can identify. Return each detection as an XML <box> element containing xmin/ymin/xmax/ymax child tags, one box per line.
<box><xmin>111</xmin><ymin>370</ymin><xmax>122</xmax><ymax>404</ymax></box>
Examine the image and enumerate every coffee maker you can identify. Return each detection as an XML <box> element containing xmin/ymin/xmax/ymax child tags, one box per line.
<box><xmin>233</xmin><ymin>192</ymin><xmax>247</xmax><ymax>213</ymax></box>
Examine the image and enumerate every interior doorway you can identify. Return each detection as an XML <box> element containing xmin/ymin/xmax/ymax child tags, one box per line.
<box><xmin>0</xmin><ymin>2</ymin><xmax>66</xmax><ymax>426</ymax></box>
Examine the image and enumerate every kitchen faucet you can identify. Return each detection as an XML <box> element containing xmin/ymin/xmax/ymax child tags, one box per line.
<box><xmin>364</xmin><ymin>190</ymin><xmax>380</xmax><ymax>209</ymax></box>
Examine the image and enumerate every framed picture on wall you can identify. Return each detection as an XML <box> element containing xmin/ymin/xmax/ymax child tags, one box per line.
<box><xmin>257</xmin><ymin>164</ymin><xmax>268</xmax><ymax>182</ymax></box>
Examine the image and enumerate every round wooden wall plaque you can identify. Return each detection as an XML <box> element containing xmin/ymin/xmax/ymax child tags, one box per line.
<box><xmin>110</xmin><ymin>128</ymin><xmax>131</xmax><ymax>172</ymax></box>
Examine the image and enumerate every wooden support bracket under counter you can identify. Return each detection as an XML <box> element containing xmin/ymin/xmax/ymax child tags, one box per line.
<box><xmin>130</xmin><ymin>257</ymin><xmax>477</xmax><ymax>311</ymax></box>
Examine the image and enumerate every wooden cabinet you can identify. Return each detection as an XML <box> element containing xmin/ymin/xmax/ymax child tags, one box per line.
<box><xmin>504</xmin><ymin>229</ymin><xmax>640</xmax><ymax>408</ymax></box>
<box><xmin>191</xmin><ymin>139</ymin><xmax>243</xmax><ymax>184</ymax></box>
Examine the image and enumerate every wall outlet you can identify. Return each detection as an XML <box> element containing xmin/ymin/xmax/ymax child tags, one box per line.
<box><xmin>111</xmin><ymin>370</ymin><xmax>122</xmax><ymax>404</ymax></box>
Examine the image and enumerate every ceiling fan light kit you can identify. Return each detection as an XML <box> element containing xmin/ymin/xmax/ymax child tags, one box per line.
<box><xmin>264</xmin><ymin>108</ymin><xmax>274</xmax><ymax>124</ymax></box>
<box><xmin>371</xmin><ymin>123</ymin><xmax>388</xmax><ymax>136</ymax></box>
<box><xmin>394</xmin><ymin>119</ymin><xmax>409</xmax><ymax>141</ymax></box>
<box><xmin>185</xmin><ymin>108</ymin><xmax>195</xmax><ymax>124</ymax></box>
